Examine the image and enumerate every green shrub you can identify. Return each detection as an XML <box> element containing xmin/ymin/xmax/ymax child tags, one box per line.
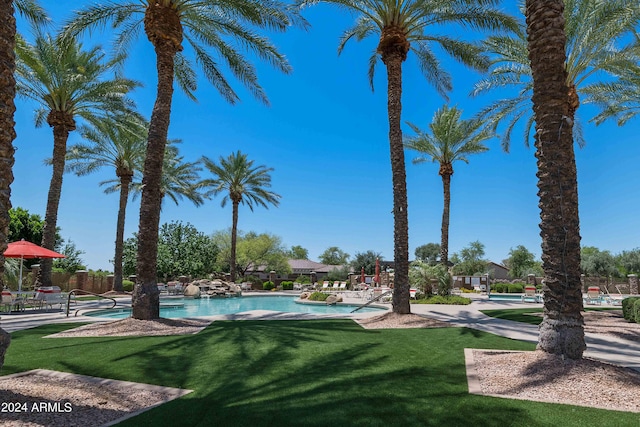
<box><xmin>622</xmin><ymin>297</ymin><xmax>640</xmax><ymax>322</ymax></box>
<box><xmin>411</xmin><ymin>295</ymin><xmax>471</xmax><ymax>305</ymax></box>
<box><xmin>281</xmin><ymin>281</ymin><xmax>293</xmax><ymax>290</ymax></box>
<box><xmin>492</xmin><ymin>283</ymin><xmax>506</xmax><ymax>293</ymax></box>
<box><xmin>243</xmin><ymin>275</ymin><xmax>262</xmax><ymax>289</ymax></box>
<box><xmin>507</xmin><ymin>283</ymin><xmax>524</xmax><ymax>293</ymax></box>
<box><xmin>308</xmin><ymin>292</ymin><xmax>329</xmax><ymax>302</ymax></box>
<box><xmin>294</xmin><ymin>275</ymin><xmax>311</xmax><ymax>284</ymax></box>
<box><xmin>634</xmin><ymin>299</ymin><xmax>640</xmax><ymax>325</ymax></box>
<box><xmin>122</xmin><ymin>280</ymin><xmax>134</xmax><ymax>292</ymax></box>
<box><xmin>263</xmin><ymin>281</ymin><xmax>275</xmax><ymax>291</ymax></box>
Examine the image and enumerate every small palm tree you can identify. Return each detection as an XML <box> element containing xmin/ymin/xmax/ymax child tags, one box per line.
<box><xmin>65</xmin><ymin>0</ymin><xmax>301</xmax><ymax>320</ymax></box>
<box><xmin>472</xmin><ymin>0</ymin><xmax>640</xmax><ymax>150</ymax></box>
<box><xmin>526</xmin><ymin>0</ymin><xmax>585</xmax><ymax>359</ymax></box>
<box><xmin>298</xmin><ymin>0</ymin><xmax>518</xmax><ymax>314</ymax></box>
<box><xmin>14</xmin><ymin>31</ymin><xmax>139</xmax><ymax>287</ymax></box>
<box><xmin>404</xmin><ymin>105</ymin><xmax>492</xmax><ymax>266</ymax></box>
<box><xmin>201</xmin><ymin>151</ymin><xmax>280</xmax><ymax>282</ymax></box>
<box><xmin>66</xmin><ymin>115</ymin><xmax>147</xmax><ymax>292</ymax></box>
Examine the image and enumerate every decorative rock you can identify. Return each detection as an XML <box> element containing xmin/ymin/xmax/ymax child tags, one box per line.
<box><xmin>183</xmin><ymin>284</ymin><xmax>201</xmax><ymax>298</ymax></box>
<box><xmin>325</xmin><ymin>295</ymin><xmax>339</xmax><ymax>305</ymax></box>
<box><xmin>0</xmin><ymin>328</ymin><xmax>9</xmax><ymax>369</ymax></box>
<box><xmin>300</xmin><ymin>292</ymin><xmax>310</xmax><ymax>300</ymax></box>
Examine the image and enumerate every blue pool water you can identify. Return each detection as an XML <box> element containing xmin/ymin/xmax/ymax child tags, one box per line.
<box><xmin>86</xmin><ymin>295</ymin><xmax>385</xmax><ymax>319</ymax></box>
<box><xmin>488</xmin><ymin>294</ymin><xmax>524</xmax><ymax>301</ymax></box>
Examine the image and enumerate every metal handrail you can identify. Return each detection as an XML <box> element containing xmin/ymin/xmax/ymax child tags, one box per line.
<box><xmin>351</xmin><ymin>290</ymin><xmax>392</xmax><ymax>313</ymax></box>
<box><xmin>66</xmin><ymin>289</ymin><xmax>118</xmax><ymax>317</ymax></box>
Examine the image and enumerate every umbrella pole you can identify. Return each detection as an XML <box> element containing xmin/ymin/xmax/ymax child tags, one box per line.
<box><xmin>18</xmin><ymin>255</ymin><xmax>23</xmax><ymax>292</ymax></box>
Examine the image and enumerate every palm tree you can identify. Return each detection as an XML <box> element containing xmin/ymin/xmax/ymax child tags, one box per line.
<box><xmin>472</xmin><ymin>0</ymin><xmax>640</xmax><ymax>151</ymax></box>
<box><xmin>298</xmin><ymin>0</ymin><xmax>518</xmax><ymax>314</ymax></box>
<box><xmin>201</xmin><ymin>151</ymin><xmax>280</xmax><ymax>282</ymax></box>
<box><xmin>526</xmin><ymin>0</ymin><xmax>585</xmax><ymax>359</ymax></box>
<box><xmin>156</xmin><ymin>143</ymin><xmax>204</xmax><ymax>208</ymax></box>
<box><xmin>585</xmin><ymin>67</ymin><xmax>640</xmax><ymax>126</ymax></box>
<box><xmin>404</xmin><ymin>105</ymin><xmax>492</xmax><ymax>266</ymax></box>
<box><xmin>14</xmin><ymin>31</ymin><xmax>139</xmax><ymax>287</ymax></box>
<box><xmin>66</xmin><ymin>115</ymin><xmax>147</xmax><ymax>292</ymax></box>
<box><xmin>65</xmin><ymin>0</ymin><xmax>300</xmax><ymax>320</ymax></box>
<box><xmin>0</xmin><ymin>0</ymin><xmax>48</xmax><ymax>368</ymax></box>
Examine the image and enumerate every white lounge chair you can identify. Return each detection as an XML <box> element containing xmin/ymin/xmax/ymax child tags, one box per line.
<box><xmin>522</xmin><ymin>286</ymin><xmax>539</xmax><ymax>303</ymax></box>
<box><xmin>585</xmin><ymin>286</ymin><xmax>604</xmax><ymax>305</ymax></box>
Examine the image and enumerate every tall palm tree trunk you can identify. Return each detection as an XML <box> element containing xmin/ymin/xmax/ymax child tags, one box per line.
<box><xmin>526</xmin><ymin>0</ymin><xmax>585</xmax><ymax>359</ymax></box>
<box><xmin>440</xmin><ymin>172</ymin><xmax>451</xmax><ymax>265</ymax></box>
<box><xmin>38</xmin><ymin>113</ymin><xmax>75</xmax><ymax>287</ymax></box>
<box><xmin>113</xmin><ymin>171</ymin><xmax>132</xmax><ymax>292</ymax></box>
<box><xmin>382</xmin><ymin>49</ymin><xmax>410</xmax><ymax>314</ymax></box>
<box><xmin>0</xmin><ymin>0</ymin><xmax>16</xmax><ymax>368</ymax></box>
<box><xmin>230</xmin><ymin>200</ymin><xmax>239</xmax><ymax>282</ymax></box>
<box><xmin>133</xmin><ymin>4</ymin><xmax>182</xmax><ymax>320</ymax></box>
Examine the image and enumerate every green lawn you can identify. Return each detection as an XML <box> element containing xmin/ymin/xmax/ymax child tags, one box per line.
<box><xmin>2</xmin><ymin>320</ymin><xmax>637</xmax><ymax>426</ymax></box>
<box><xmin>481</xmin><ymin>307</ymin><xmax>623</xmax><ymax>326</ymax></box>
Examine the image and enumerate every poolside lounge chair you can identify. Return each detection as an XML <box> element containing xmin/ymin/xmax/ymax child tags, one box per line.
<box><xmin>522</xmin><ymin>286</ymin><xmax>539</xmax><ymax>303</ymax></box>
<box><xmin>321</xmin><ymin>281</ymin><xmax>330</xmax><ymax>292</ymax></box>
<box><xmin>1</xmin><ymin>290</ymin><xmax>25</xmax><ymax>312</ymax></box>
<box><xmin>603</xmin><ymin>288</ymin><xmax>623</xmax><ymax>306</ymax></box>
<box><xmin>331</xmin><ymin>282</ymin><xmax>340</xmax><ymax>292</ymax></box>
<box><xmin>585</xmin><ymin>286</ymin><xmax>604</xmax><ymax>305</ymax></box>
<box><xmin>409</xmin><ymin>288</ymin><xmax>417</xmax><ymax>300</ymax></box>
<box><xmin>338</xmin><ymin>282</ymin><xmax>347</xmax><ymax>292</ymax></box>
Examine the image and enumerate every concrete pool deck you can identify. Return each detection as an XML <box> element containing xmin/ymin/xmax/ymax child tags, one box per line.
<box><xmin>1</xmin><ymin>291</ymin><xmax>638</xmax><ymax>371</ymax></box>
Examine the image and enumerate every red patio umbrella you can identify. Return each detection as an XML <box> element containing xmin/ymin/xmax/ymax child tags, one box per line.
<box><xmin>3</xmin><ymin>239</ymin><xmax>65</xmax><ymax>291</ymax></box>
<box><xmin>374</xmin><ymin>258</ymin><xmax>380</xmax><ymax>285</ymax></box>
<box><xmin>360</xmin><ymin>266</ymin><xmax>365</xmax><ymax>284</ymax></box>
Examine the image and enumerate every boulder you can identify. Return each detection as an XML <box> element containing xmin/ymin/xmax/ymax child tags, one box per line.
<box><xmin>326</xmin><ymin>295</ymin><xmax>339</xmax><ymax>305</ymax></box>
<box><xmin>0</xmin><ymin>327</ymin><xmax>9</xmax><ymax>369</ymax></box>
<box><xmin>183</xmin><ymin>284</ymin><xmax>201</xmax><ymax>298</ymax></box>
<box><xmin>300</xmin><ymin>292</ymin><xmax>310</xmax><ymax>300</ymax></box>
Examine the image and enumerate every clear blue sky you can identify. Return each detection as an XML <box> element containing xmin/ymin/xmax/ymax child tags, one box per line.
<box><xmin>11</xmin><ymin>2</ymin><xmax>640</xmax><ymax>271</ymax></box>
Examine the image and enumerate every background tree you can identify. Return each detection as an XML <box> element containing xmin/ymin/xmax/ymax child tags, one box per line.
<box><xmin>350</xmin><ymin>250</ymin><xmax>382</xmax><ymax>275</ymax></box>
<box><xmin>299</xmin><ymin>0</ymin><xmax>517</xmax><ymax>315</ymax></box>
<box><xmin>326</xmin><ymin>266</ymin><xmax>350</xmax><ymax>282</ymax></box>
<box><xmin>414</xmin><ymin>243</ymin><xmax>440</xmax><ymax>266</ymax></box>
<box><xmin>503</xmin><ymin>245</ymin><xmax>537</xmax><ymax>279</ymax></box>
<box><xmin>405</xmin><ymin>105</ymin><xmax>492</xmax><ymax>265</ymax></box>
<box><xmin>8</xmin><ymin>207</ymin><xmax>61</xmax><ymax>269</ymax></box>
<box><xmin>15</xmin><ymin>31</ymin><xmax>138</xmax><ymax>287</ymax></box>
<box><xmin>52</xmin><ymin>238</ymin><xmax>85</xmax><ymax>273</ymax></box>
<box><xmin>473</xmin><ymin>0</ymin><xmax>640</xmax><ymax>150</ymax></box>
<box><xmin>451</xmin><ymin>241</ymin><xmax>488</xmax><ymax>276</ymax></box>
<box><xmin>155</xmin><ymin>221</ymin><xmax>218</xmax><ymax>281</ymax></box>
<box><xmin>9</xmin><ymin>207</ymin><xmax>45</xmax><ymax>244</ymax></box>
<box><xmin>526</xmin><ymin>0</ymin><xmax>585</xmax><ymax>359</ymax></box>
<box><xmin>580</xmin><ymin>246</ymin><xmax>618</xmax><ymax>278</ymax></box>
<box><xmin>616</xmin><ymin>248</ymin><xmax>640</xmax><ymax>276</ymax></box>
<box><xmin>213</xmin><ymin>230</ymin><xmax>291</xmax><ymax>278</ymax></box>
<box><xmin>122</xmin><ymin>222</ymin><xmax>218</xmax><ymax>280</ymax></box>
<box><xmin>66</xmin><ymin>115</ymin><xmax>146</xmax><ymax>291</ymax></box>
<box><xmin>67</xmin><ymin>0</ymin><xmax>300</xmax><ymax>320</ymax></box>
<box><xmin>318</xmin><ymin>246</ymin><xmax>349</xmax><ymax>265</ymax></box>
<box><xmin>287</xmin><ymin>245</ymin><xmax>309</xmax><ymax>260</ymax></box>
<box><xmin>201</xmin><ymin>151</ymin><xmax>281</xmax><ymax>282</ymax></box>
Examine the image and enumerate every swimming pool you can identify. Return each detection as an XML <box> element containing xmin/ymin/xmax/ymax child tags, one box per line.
<box><xmin>85</xmin><ymin>295</ymin><xmax>386</xmax><ymax>319</ymax></box>
<box><xmin>488</xmin><ymin>294</ymin><xmax>525</xmax><ymax>301</ymax></box>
